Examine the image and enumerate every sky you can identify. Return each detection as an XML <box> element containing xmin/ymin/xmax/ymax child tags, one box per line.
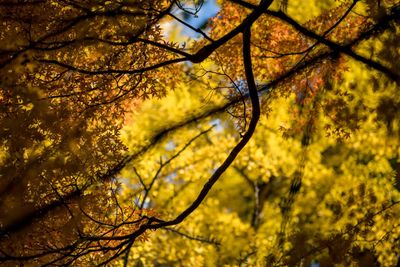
<box><xmin>178</xmin><ymin>0</ymin><xmax>220</xmax><ymax>38</ymax></box>
<box><xmin>164</xmin><ymin>0</ymin><xmax>220</xmax><ymax>40</ymax></box>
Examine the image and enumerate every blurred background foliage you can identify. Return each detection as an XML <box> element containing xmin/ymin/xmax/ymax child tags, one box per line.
<box><xmin>120</xmin><ymin>0</ymin><xmax>400</xmax><ymax>266</ymax></box>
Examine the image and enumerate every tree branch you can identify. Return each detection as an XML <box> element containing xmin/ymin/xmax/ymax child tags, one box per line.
<box><xmin>230</xmin><ymin>0</ymin><xmax>400</xmax><ymax>81</ymax></box>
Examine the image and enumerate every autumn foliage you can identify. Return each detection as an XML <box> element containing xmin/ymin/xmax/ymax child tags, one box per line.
<box><xmin>0</xmin><ymin>0</ymin><xmax>400</xmax><ymax>266</ymax></box>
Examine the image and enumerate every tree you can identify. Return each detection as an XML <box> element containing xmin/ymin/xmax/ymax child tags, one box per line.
<box><xmin>0</xmin><ymin>0</ymin><xmax>399</xmax><ymax>265</ymax></box>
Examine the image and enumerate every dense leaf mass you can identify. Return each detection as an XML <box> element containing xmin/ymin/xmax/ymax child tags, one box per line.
<box><xmin>0</xmin><ymin>0</ymin><xmax>400</xmax><ymax>265</ymax></box>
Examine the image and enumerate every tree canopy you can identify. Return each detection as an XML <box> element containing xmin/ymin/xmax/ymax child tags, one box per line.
<box><xmin>0</xmin><ymin>0</ymin><xmax>400</xmax><ymax>266</ymax></box>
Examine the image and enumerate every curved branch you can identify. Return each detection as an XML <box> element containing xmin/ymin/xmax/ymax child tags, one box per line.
<box><xmin>153</xmin><ymin>23</ymin><xmax>260</xmax><ymax>228</ymax></box>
